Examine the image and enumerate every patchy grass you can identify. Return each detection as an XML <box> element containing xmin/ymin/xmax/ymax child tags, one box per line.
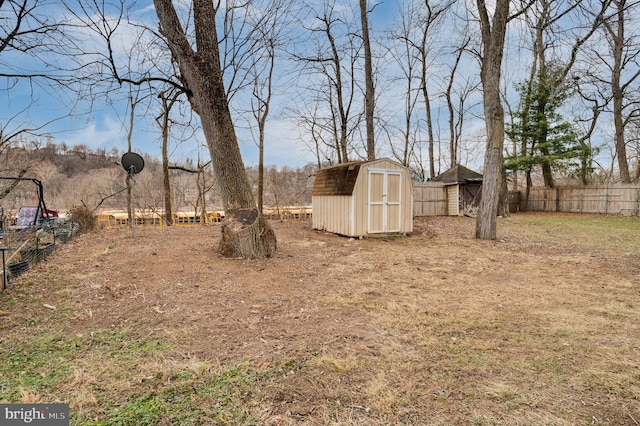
<box><xmin>0</xmin><ymin>213</ymin><xmax>639</xmax><ymax>425</ymax></box>
<box><xmin>0</xmin><ymin>328</ymin><xmax>271</xmax><ymax>425</ymax></box>
<box><xmin>508</xmin><ymin>213</ymin><xmax>640</xmax><ymax>255</ymax></box>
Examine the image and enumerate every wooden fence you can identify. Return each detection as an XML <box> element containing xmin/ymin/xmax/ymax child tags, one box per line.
<box><xmin>413</xmin><ymin>182</ymin><xmax>447</xmax><ymax>216</ymax></box>
<box><xmin>413</xmin><ymin>181</ymin><xmax>640</xmax><ymax>217</ymax></box>
<box><xmin>518</xmin><ymin>185</ymin><xmax>640</xmax><ymax>216</ymax></box>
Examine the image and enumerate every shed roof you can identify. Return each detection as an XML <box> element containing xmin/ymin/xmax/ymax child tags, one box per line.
<box><xmin>431</xmin><ymin>164</ymin><xmax>483</xmax><ymax>184</ymax></box>
<box><xmin>311</xmin><ymin>162</ymin><xmax>362</xmax><ymax>196</ymax></box>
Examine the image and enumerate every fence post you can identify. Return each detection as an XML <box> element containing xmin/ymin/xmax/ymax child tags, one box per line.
<box><xmin>580</xmin><ymin>193</ymin><xmax>583</xmax><ymax>214</ymax></box>
<box><xmin>556</xmin><ymin>188</ymin><xmax>560</xmax><ymax>212</ymax></box>
<box><xmin>636</xmin><ymin>190</ymin><xmax>640</xmax><ymax>217</ymax></box>
<box><xmin>605</xmin><ymin>190</ymin><xmax>609</xmax><ymax>214</ymax></box>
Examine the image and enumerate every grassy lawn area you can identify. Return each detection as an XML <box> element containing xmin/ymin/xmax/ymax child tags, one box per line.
<box><xmin>1</xmin><ymin>213</ymin><xmax>639</xmax><ymax>425</ymax></box>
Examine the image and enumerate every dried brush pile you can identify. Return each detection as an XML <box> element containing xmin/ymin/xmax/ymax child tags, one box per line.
<box><xmin>69</xmin><ymin>204</ymin><xmax>98</xmax><ymax>234</ymax></box>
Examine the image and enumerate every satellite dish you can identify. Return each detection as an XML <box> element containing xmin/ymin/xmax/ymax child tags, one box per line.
<box><xmin>121</xmin><ymin>152</ymin><xmax>145</xmax><ymax>175</ymax></box>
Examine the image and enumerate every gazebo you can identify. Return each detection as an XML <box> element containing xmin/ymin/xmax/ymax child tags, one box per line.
<box><xmin>431</xmin><ymin>164</ymin><xmax>483</xmax><ymax>216</ymax></box>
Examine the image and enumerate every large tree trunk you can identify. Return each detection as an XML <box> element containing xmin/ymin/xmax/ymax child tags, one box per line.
<box><xmin>219</xmin><ymin>209</ymin><xmax>276</xmax><ymax>258</ymax></box>
<box><xmin>613</xmin><ymin>84</ymin><xmax>630</xmax><ymax>183</ymax></box>
<box><xmin>541</xmin><ymin>156</ymin><xmax>555</xmax><ymax>188</ymax></box>
<box><xmin>154</xmin><ymin>0</ymin><xmax>276</xmax><ymax>258</ymax></box>
<box><xmin>475</xmin><ymin>0</ymin><xmax>509</xmax><ymax>240</ymax></box>
<box><xmin>360</xmin><ymin>0</ymin><xmax>375</xmax><ymax>161</ymax></box>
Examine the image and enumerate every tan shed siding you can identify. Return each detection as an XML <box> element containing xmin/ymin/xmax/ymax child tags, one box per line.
<box><xmin>402</xmin><ymin>174</ymin><xmax>413</xmax><ymax>233</ymax></box>
<box><xmin>312</xmin><ymin>158</ymin><xmax>413</xmax><ymax>237</ymax></box>
<box><xmin>352</xmin><ymin>166</ymin><xmax>368</xmax><ymax>236</ymax></box>
<box><xmin>312</xmin><ymin>195</ymin><xmax>353</xmax><ymax>236</ymax></box>
<box><xmin>447</xmin><ymin>185</ymin><xmax>459</xmax><ymax>216</ymax></box>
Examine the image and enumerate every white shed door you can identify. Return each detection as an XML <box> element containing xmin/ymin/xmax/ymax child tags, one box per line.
<box><xmin>368</xmin><ymin>170</ymin><xmax>402</xmax><ymax>233</ymax></box>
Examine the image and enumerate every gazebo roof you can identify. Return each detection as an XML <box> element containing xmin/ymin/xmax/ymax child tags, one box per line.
<box><xmin>431</xmin><ymin>164</ymin><xmax>483</xmax><ymax>184</ymax></box>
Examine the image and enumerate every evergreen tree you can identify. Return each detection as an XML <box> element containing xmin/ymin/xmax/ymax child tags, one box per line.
<box><xmin>506</xmin><ymin>61</ymin><xmax>592</xmax><ymax>198</ymax></box>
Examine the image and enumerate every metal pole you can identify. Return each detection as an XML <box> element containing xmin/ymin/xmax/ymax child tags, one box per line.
<box><xmin>129</xmin><ymin>170</ymin><xmax>135</xmax><ymax>238</ymax></box>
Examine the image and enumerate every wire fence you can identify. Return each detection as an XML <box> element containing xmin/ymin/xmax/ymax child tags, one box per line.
<box><xmin>1</xmin><ymin>219</ymin><xmax>79</xmax><ymax>290</ymax></box>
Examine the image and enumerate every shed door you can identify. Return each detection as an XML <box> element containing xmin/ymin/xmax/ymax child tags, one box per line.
<box><xmin>447</xmin><ymin>185</ymin><xmax>459</xmax><ymax>216</ymax></box>
<box><xmin>368</xmin><ymin>170</ymin><xmax>402</xmax><ymax>233</ymax></box>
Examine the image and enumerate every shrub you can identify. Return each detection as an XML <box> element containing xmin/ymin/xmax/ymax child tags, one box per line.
<box><xmin>69</xmin><ymin>204</ymin><xmax>98</xmax><ymax>233</ymax></box>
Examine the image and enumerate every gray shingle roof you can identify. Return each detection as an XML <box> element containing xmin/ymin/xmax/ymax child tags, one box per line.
<box><xmin>431</xmin><ymin>164</ymin><xmax>483</xmax><ymax>183</ymax></box>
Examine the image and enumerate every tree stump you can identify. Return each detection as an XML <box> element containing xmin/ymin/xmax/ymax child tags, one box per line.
<box><xmin>219</xmin><ymin>209</ymin><xmax>277</xmax><ymax>259</ymax></box>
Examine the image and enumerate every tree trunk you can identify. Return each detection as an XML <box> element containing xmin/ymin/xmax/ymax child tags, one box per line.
<box><xmin>524</xmin><ymin>168</ymin><xmax>532</xmax><ymax>211</ymax></box>
<box><xmin>154</xmin><ymin>0</ymin><xmax>276</xmax><ymax>258</ymax></box>
<box><xmin>476</xmin><ymin>145</ymin><xmax>502</xmax><ymax>239</ymax></box>
<box><xmin>425</xmin><ymin>89</ymin><xmax>436</xmax><ymax>178</ymax></box>
<box><xmin>162</xmin><ymin>126</ymin><xmax>173</xmax><ymax>226</ymax></box>
<box><xmin>475</xmin><ymin>0</ymin><xmax>509</xmax><ymax>240</ymax></box>
<box><xmin>420</xmin><ymin>37</ymin><xmax>436</xmax><ymax>178</ymax></box>
<box><xmin>197</xmin><ymin>165</ymin><xmax>207</xmax><ymax>224</ymax></box>
<box><xmin>541</xmin><ymin>157</ymin><xmax>555</xmax><ymax>188</ymax></box>
<box><xmin>360</xmin><ymin>0</ymin><xmax>375</xmax><ymax>161</ymax></box>
<box><xmin>611</xmin><ymin>0</ymin><xmax>631</xmax><ymax>183</ymax></box>
<box><xmin>159</xmin><ymin>93</ymin><xmax>175</xmax><ymax>226</ymax></box>
<box><xmin>219</xmin><ymin>209</ymin><xmax>276</xmax><ymax>259</ymax></box>
<box><xmin>499</xmin><ymin>166</ymin><xmax>510</xmax><ymax>217</ymax></box>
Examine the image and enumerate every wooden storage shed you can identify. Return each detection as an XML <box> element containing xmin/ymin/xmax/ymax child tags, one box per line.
<box><xmin>431</xmin><ymin>164</ymin><xmax>483</xmax><ymax>216</ymax></box>
<box><xmin>311</xmin><ymin>158</ymin><xmax>413</xmax><ymax>237</ymax></box>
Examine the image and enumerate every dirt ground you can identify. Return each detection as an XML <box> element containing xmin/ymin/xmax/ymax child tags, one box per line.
<box><xmin>2</xmin><ymin>213</ymin><xmax>640</xmax><ymax>425</ymax></box>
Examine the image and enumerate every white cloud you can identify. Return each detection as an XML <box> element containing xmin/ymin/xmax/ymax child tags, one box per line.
<box><xmin>236</xmin><ymin>116</ymin><xmax>315</xmax><ymax>168</ymax></box>
<box><xmin>62</xmin><ymin>116</ymin><xmax>127</xmax><ymax>151</ymax></box>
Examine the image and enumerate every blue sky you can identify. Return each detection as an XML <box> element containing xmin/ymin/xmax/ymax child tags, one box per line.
<box><xmin>3</xmin><ymin>0</ymin><xmax>625</xmax><ymax>177</ymax></box>
<box><xmin>1</xmin><ymin>0</ymin><xmax>407</xmax><ymax>169</ymax></box>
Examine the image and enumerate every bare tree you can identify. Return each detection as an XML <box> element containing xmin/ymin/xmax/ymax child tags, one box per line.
<box><xmin>0</xmin><ymin>0</ymin><xmax>74</xmax><ymax>164</ymax></box>
<box><xmin>153</xmin><ymin>0</ymin><xmax>276</xmax><ymax>258</ymax></box>
<box><xmin>474</xmin><ymin>0</ymin><xmax>513</xmax><ymax>240</ymax></box>
<box><xmin>157</xmin><ymin>89</ymin><xmax>181</xmax><ymax>225</ymax></box>
<box><xmin>386</xmin><ymin>0</ymin><xmax>423</xmax><ymax>169</ymax></box>
<box><xmin>294</xmin><ymin>1</ymin><xmax>363</xmax><ymax>164</ymax></box>
<box><xmin>360</xmin><ymin>0</ymin><xmax>375</xmax><ymax>160</ymax></box>
<box><xmin>249</xmin><ymin>39</ymin><xmax>274</xmax><ymax>214</ymax></box>
<box><xmin>0</xmin><ymin>0</ymin><xmax>67</xmax><ymax>82</ymax></box>
<box><xmin>418</xmin><ymin>0</ymin><xmax>455</xmax><ymax>177</ymax></box>
<box><xmin>445</xmin><ymin>36</ymin><xmax>480</xmax><ymax>170</ymax></box>
<box><xmin>244</xmin><ymin>1</ymin><xmax>292</xmax><ymax>213</ymax></box>
<box><xmin>600</xmin><ymin>0</ymin><xmax>640</xmax><ymax>183</ymax></box>
<box><xmin>296</xmin><ymin>103</ymin><xmax>333</xmax><ymax>167</ymax></box>
<box><xmin>574</xmin><ymin>88</ymin><xmax>603</xmax><ymax>185</ymax></box>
